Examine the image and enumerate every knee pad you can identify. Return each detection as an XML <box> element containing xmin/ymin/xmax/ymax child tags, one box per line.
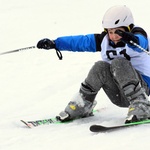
<box><xmin>110</xmin><ymin>58</ymin><xmax>140</xmax><ymax>89</ymax></box>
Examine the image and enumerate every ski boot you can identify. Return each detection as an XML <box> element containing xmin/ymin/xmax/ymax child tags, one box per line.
<box><xmin>124</xmin><ymin>83</ymin><xmax>150</xmax><ymax>123</ymax></box>
<box><xmin>57</xmin><ymin>92</ymin><xmax>97</xmax><ymax>122</ymax></box>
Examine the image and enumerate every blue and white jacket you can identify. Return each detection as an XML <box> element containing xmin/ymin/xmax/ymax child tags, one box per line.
<box><xmin>54</xmin><ymin>26</ymin><xmax>150</xmax><ymax>91</ymax></box>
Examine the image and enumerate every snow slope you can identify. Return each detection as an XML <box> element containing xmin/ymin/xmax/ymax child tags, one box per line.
<box><xmin>1</xmin><ymin>0</ymin><xmax>150</xmax><ymax>150</ymax></box>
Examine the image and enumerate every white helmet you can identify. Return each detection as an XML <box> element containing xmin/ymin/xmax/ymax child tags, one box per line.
<box><xmin>102</xmin><ymin>5</ymin><xmax>134</xmax><ymax>29</ymax></box>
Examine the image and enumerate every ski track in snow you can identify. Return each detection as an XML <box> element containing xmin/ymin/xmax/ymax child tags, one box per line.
<box><xmin>1</xmin><ymin>0</ymin><xmax>150</xmax><ymax>150</ymax></box>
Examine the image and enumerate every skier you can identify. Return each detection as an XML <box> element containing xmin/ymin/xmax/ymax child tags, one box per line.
<box><xmin>37</xmin><ymin>5</ymin><xmax>150</xmax><ymax>123</ymax></box>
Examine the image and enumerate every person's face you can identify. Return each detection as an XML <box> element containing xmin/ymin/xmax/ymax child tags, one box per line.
<box><xmin>107</xmin><ymin>27</ymin><xmax>125</xmax><ymax>44</ymax></box>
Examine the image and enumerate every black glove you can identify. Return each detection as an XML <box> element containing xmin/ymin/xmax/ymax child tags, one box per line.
<box><xmin>115</xmin><ymin>30</ymin><xmax>138</xmax><ymax>45</ymax></box>
<box><xmin>37</xmin><ymin>38</ymin><xmax>56</xmax><ymax>50</ymax></box>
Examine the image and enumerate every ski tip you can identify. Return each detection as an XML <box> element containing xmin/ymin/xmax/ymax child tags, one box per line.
<box><xmin>90</xmin><ymin>125</ymin><xmax>99</xmax><ymax>132</ymax></box>
<box><xmin>20</xmin><ymin>120</ymin><xmax>33</xmax><ymax>128</ymax></box>
<box><xmin>90</xmin><ymin>125</ymin><xmax>107</xmax><ymax>132</ymax></box>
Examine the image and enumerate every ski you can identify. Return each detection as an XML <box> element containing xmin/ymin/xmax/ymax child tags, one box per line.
<box><xmin>90</xmin><ymin>119</ymin><xmax>150</xmax><ymax>132</ymax></box>
<box><xmin>21</xmin><ymin>109</ymin><xmax>101</xmax><ymax>128</ymax></box>
<box><xmin>21</xmin><ymin>117</ymin><xmax>67</xmax><ymax>128</ymax></box>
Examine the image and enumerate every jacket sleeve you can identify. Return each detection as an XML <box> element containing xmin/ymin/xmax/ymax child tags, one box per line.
<box><xmin>54</xmin><ymin>34</ymin><xmax>97</xmax><ymax>52</ymax></box>
<box><xmin>128</xmin><ymin>27</ymin><xmax>148</xmax><ymax>51</ymax></box>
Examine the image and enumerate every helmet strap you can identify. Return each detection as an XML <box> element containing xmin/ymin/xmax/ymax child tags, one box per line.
<box><xmin>128</xmin><ymin>24</ymin><xmax>134</xmax><ymax>32</ymax></box>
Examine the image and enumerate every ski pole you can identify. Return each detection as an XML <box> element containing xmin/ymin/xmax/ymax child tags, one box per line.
<box><xmin>0</xmin><ymin>46</ymin><xmax>36</xmax><ymax>55</ymax></box>
<box><xmin>0</xmin><ymin>46</ymin><xmax>63</xmax><ymax>60</ymax></box>
<box><xmin>130</xmin><ymin>40</ymin><xmax>150</xmax><ymax>55</ymax></box>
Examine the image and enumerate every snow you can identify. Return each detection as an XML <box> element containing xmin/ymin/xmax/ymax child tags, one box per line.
<box><xmin>1</xmin><ymin>0</ymin><xmax>150</xmax><ymax>150</ymax></box>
